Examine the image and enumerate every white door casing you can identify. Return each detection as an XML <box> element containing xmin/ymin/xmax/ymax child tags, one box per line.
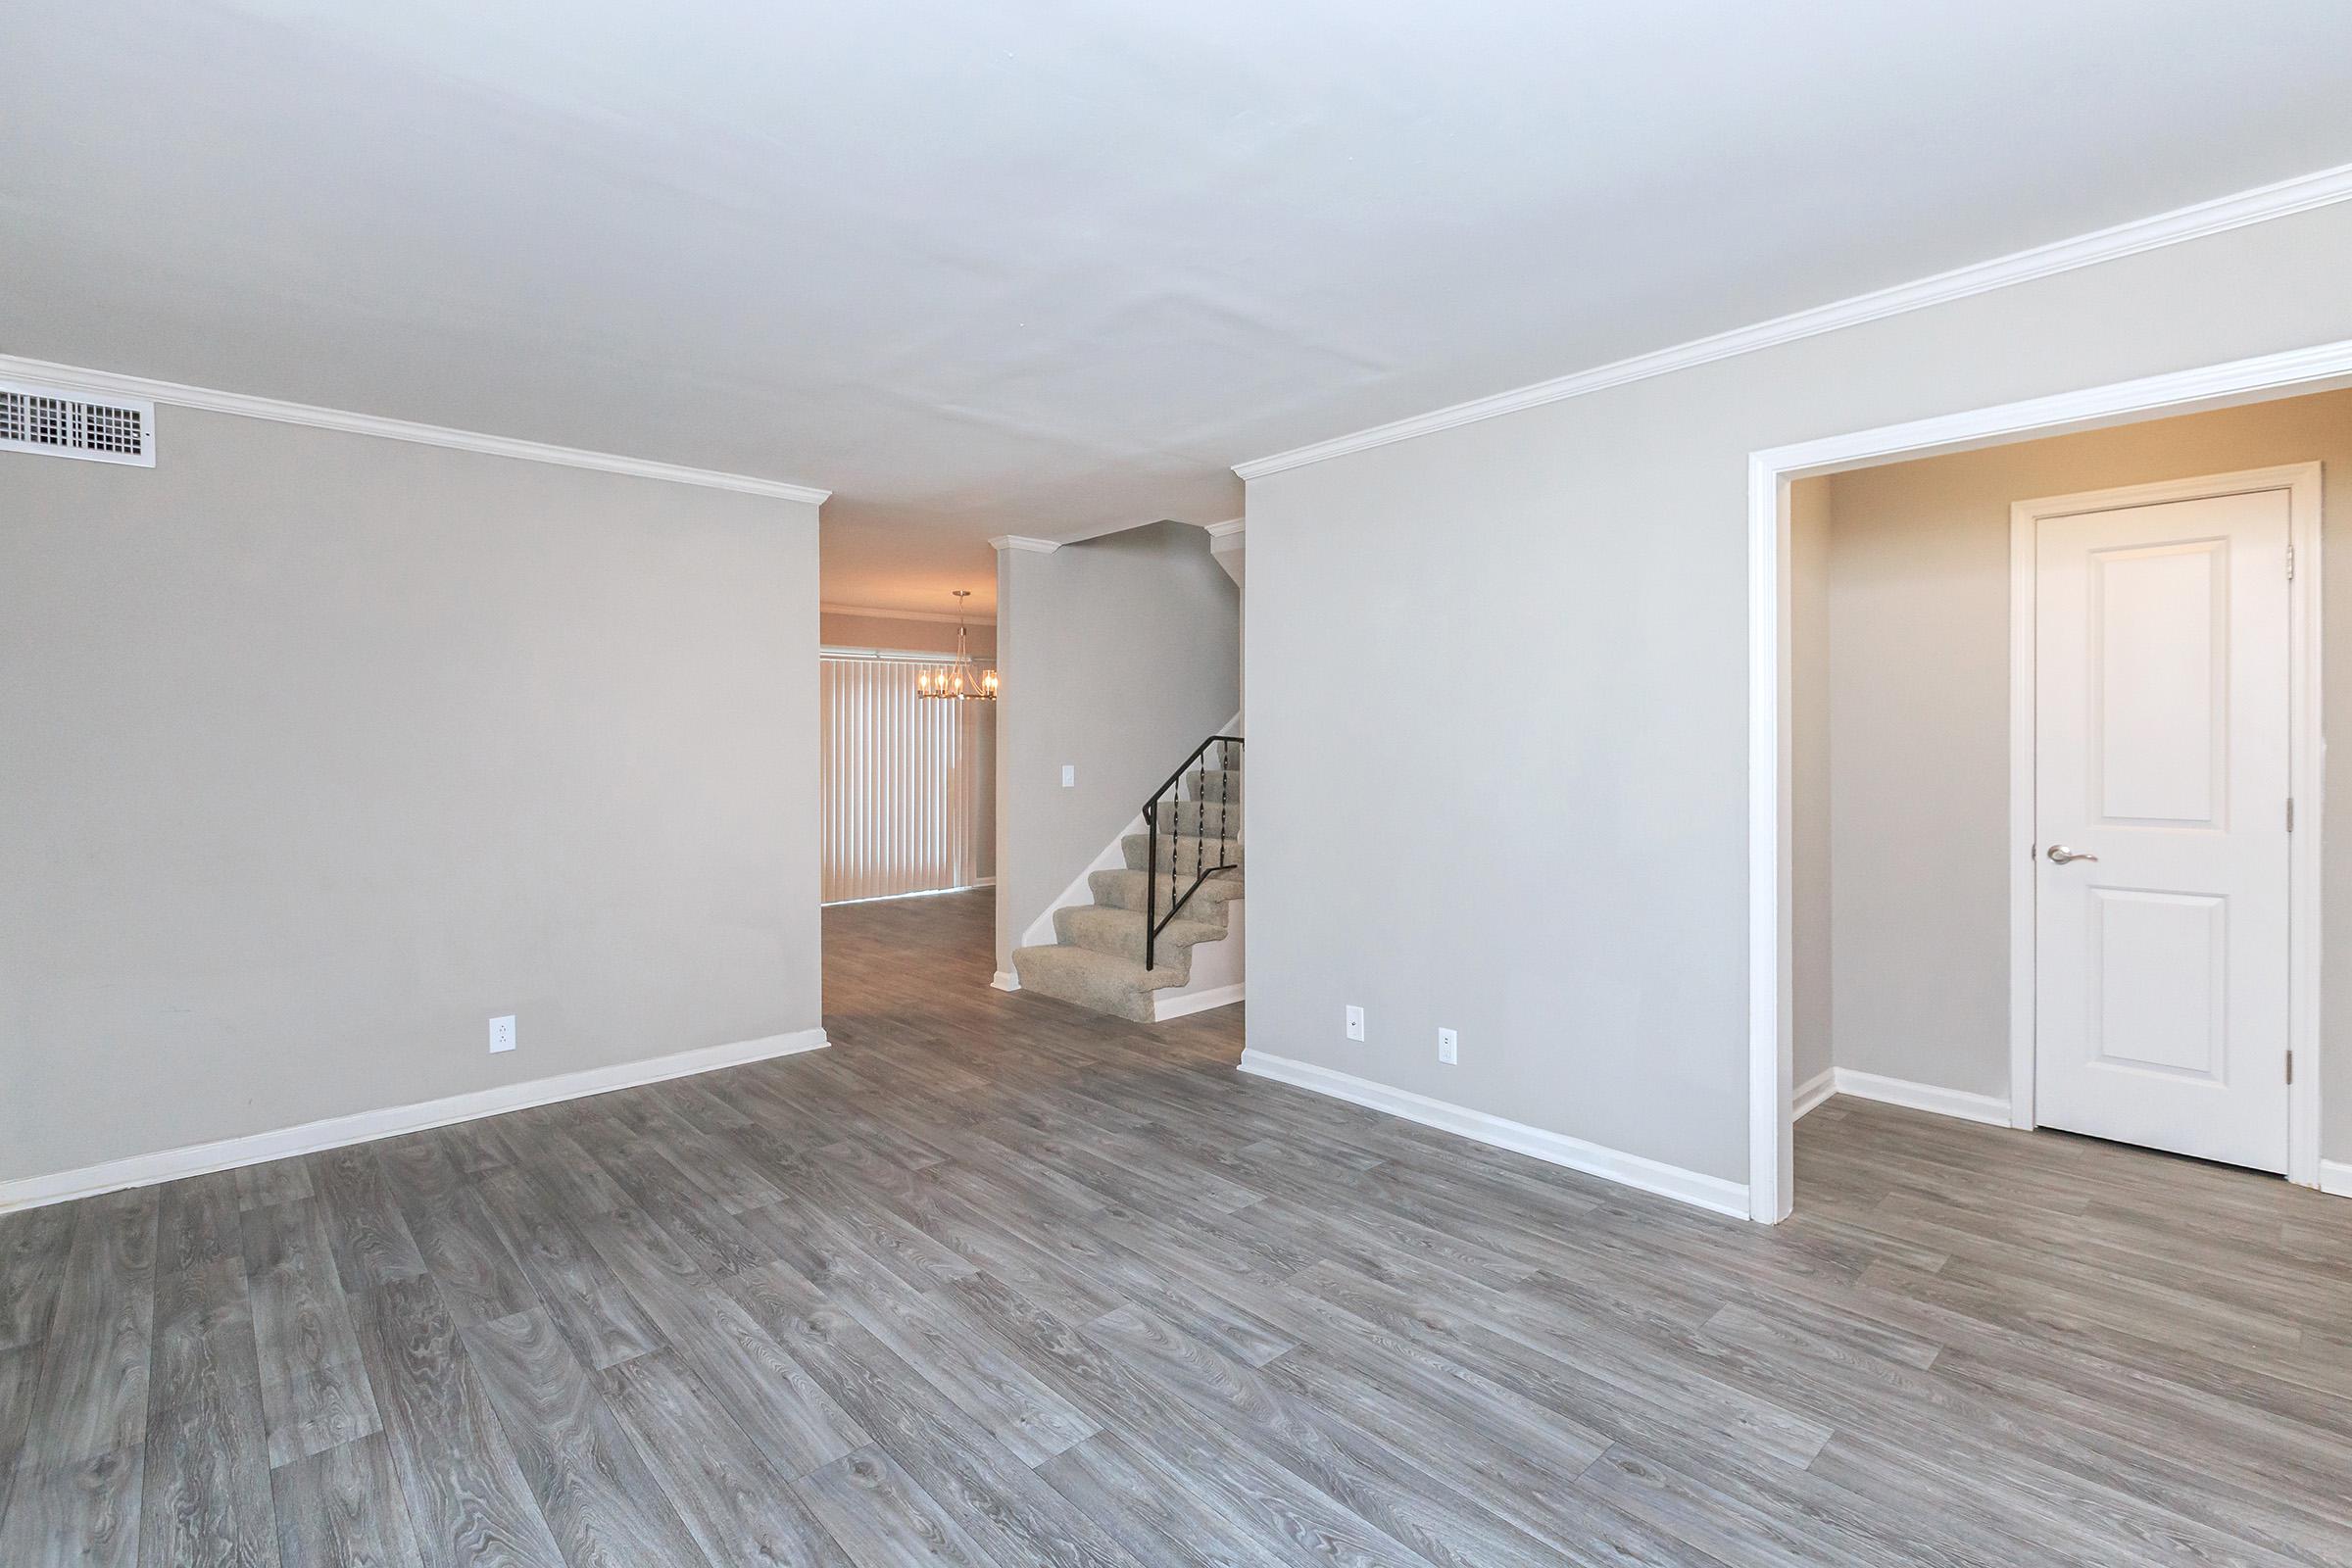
<box><xmin>2028</xmin><ymin>481</ymin><xmax>2296</xmax><ymax>1171</ymax></box>
<box><xmin>1750</xmin><ymin>342</ymin><xmax>2347</xmax><ymax>1225</ymax></box>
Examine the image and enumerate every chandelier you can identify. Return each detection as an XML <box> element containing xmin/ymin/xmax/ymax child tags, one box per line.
<box><xmin>915</xmin><ymin>590</ymin><xmax>998</xmax><ymax>701</ymax></box>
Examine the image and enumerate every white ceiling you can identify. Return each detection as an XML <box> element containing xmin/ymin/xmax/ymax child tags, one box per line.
<box><xmin>10</xmin><ymin>2</ymin><xmax>2352</xmax><ymax>612</ymax></box>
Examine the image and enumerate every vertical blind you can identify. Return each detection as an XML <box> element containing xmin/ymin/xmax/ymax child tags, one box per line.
<box><xmin>820</xmin><ymin>652</ymin><xmax>992</xmax><ymax>903</ymax></box>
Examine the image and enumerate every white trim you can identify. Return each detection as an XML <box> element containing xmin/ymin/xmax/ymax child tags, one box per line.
<box><xmin>0</xmin><ymin>354</ymin><xmax>830</xmax><ymax>505</ymax></box>
<box><xmin>1237</xmin><ymin>1049</ymin><xmax>1748</xmax><ymax>1219</ymax></box>
<box><xmin>1237</xmin><ymin>161</ymin><xmax>2352</xmax><ymax>480</ymax></box>
<box><xmin>991</xmin><ymin>969</ymin><xmax>1022</xmax><ymax>992</ymax></box>
<box><xmin>2008</xmin><ymin>500</ymin><xmax>2040</xmax><ymax>1131</ymax></box>
<box><xmin>1749</xmin><ymin>338</ymin><xmax>2352</xmax><ymax>1224</ymax></box>
<box><xmin>2288</xmin><ymin>475</ymin><xmax>2328</xmax><ymax>1191</ymax></box>
<box><xmin>2006</xmin><ymin>466</ymin><xmax>2324</xmax><ymax>1176</ymax></box>
<box><xmin>0</xmin><ymin>1028</ymin><xmax>828</xmax><ymax>1214</ymax></box>
<box><xmin>1831</xmin><ymin>1068</ymin><xmax>2012</xmax><ymax>1128</ymax></box>
<box><xmin>2320</xmin><ymin>1159</ymin><xmax>2352</xmax><ymax>1199</ymax></box>
<box><xmin>821</xmin><ymin>603</ymin><xmax>997</xmax><ymax>626</ymax></box>
<box><xmin>989</xmin><ymin>535</ymin><xmax>1063</xmax><ymax>554</ymax></box>
<box><xmin>1793</xmin><ymin>1067</ymin><xmax>1837</xmax><ymax>1120</ymax></box>
<box><xmin>1154</xmin><ymin>983</ymin><xmax>1246</xmax><ymax>1021</ymax></box>
<box><xmin>1201</xmin><ymin>517</ymin><xmax>1247</xmax><ymax>539</ymax></box>
<box><xmin>1748</xmin><ymin>459</ymin><xmax>1795</xmax><ymax>1218</ymax></box>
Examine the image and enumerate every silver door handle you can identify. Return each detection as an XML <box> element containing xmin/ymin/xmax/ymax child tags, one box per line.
<box><xmin>2046</xmin><ymin>845</ymin><xmax>2099</xmax><ymax>864</ymax></box>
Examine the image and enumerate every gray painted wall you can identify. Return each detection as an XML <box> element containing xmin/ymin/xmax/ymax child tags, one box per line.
<box><xmin>1246</xmin><ymin>199</ymin><xmax>2352</xmax><ymax>1186</ymax></box>
<box><xmin>995</xmin><ymin>523</ymin><xmax>1240</xmax><ymax>966</ymax></box>
<box><xmin>1812</xmin><ymin>387</ymin><xmax>2352</xmax><ymax>1152</ymax></box>
<box><xmin>1</xmin><ymin>408</ymin><xmax>822</xmax><ymax>1185</ymax></box>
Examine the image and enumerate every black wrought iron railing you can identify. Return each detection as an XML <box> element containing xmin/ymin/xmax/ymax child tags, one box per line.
<box><xmin>1144</xmin><ymin>734</ymin><xmax>1244</xmax><ymax>970</ymax></box>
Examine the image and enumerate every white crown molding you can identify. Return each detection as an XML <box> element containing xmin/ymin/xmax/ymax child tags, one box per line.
<box><xmin>1234</xmin><ymin>160</ymin><xmax>2352</xmax><ymax>480</ymax></box>
<box><xmin>0</xmin><ymin>1027</ymin><xmax>828</xmax><ymax>1213</ymax></box>
<box><xmin>0</xmin><ymin>354</ymin><xmax>832</xmax><ymax>505</ymax></box>
<box><xmin>989</xmin><ymin>534</ymin><xmax>1063</xmax><ymax>553</ymax></box>
<box><xmin>820</xmin><ymin>602</ymin><xmax>996</xmax><ymax>625</ymax></box>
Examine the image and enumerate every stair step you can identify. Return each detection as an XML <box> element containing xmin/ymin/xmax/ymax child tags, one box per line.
<box><xmin>1010</xmin><ymin>944</ymin><xmax>1184</xmax><ymax>1024</ymax></box>
<box><xmin>1154</xmin><ymin>798</ymin><xmax>1243</xmax><ymax>836</ymax></box>
<box><xmin>1089</xmin><ymin>866</ymin><xmax>1244</xmax><ymax>915</ymax></box>
<box><xmin>1122</xmin><ymin>832</ymin><xmax>1243</xmax><ymax>872</ymax></box>
<box><xmin>1054</xmin><ymin>903</ymin><xmax>1224</xmax><ymax>965</ymax></box>
<box><xmin>1181</xmin><ymin>768</ymin><xmax>1243</xmax><ymax>800</ymax></box>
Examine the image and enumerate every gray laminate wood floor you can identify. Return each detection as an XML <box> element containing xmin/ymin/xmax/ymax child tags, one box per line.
<box><xmin>5</xmin><ymin>887</ymin><xmax>2352</xmax><ymax>1565</ymax></box>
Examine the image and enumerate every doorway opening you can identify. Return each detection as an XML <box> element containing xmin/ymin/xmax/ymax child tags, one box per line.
<box><xmin>817</xmin><ymin>607</ymin><xmax>998</xmax><ymax>906</ymax></box>
<box><xmin>1749</xmin><ymin>347</ymin><xmax>2352</xmax><ymax>1221</ymax></box>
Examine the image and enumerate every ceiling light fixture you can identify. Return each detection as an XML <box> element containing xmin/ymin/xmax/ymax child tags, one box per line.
<box><xmin>915</xmin><ymin>590</ymin><xmax>998</xmax><ymax>701</ymax></box>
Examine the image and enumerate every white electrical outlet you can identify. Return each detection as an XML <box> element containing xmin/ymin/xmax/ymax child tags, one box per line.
<box><xmin>1345</xmin><ymin>1004</ymin><xmax>1365</xmax><ymax>1043</ymax></box>
<box><xmin>489</xmin><ymin>1014</ymin><xmax>516</xmax><ymax>1054</ymax></box>
<box><xmin>1061</xmin><ymin>764</ymin><xmax>1076</xmax><ymax>787</ymax></box>
<box><xmin>1438</xmin><ymin>1027</ymin><xmax>1458</xmax><ymax>1064</ymax></box>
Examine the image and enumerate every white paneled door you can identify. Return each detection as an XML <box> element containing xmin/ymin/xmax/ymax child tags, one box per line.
<box><xmin>2033</xmin><ymin>486</ymin><xmax>2292</xmax><ymax>1172</ymax></box>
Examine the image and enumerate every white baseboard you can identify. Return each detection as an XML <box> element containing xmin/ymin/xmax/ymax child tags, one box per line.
<box><xmin>2320</xmin><ymin>1159</ymin><xmax>2352</xmax><ymax>1199</ymax></box>
<box><xmin>991</xmin><ymin>970</ymin><xmax>1021</xmax><ymax>992</ymax></box>
<box><xmin>1830</xmin><ymin>1067</ymin><xmax>2012</xmax><ymax>1127</ymax></box>
<box><xmin>1793</xmin><ymin>1067</ymin><xmax>1837</xmax><ymax>1120</ymax></box>
<box><xmin>1154</xmin><ymin>982</ymin><xmax>1244</xmax><ymax>1021</ymax></box>
<box><xmin>1235</xmin><ymin>1049</ymin><xmax>1747</xmax><ymax>1219</ymax></box>
<box><xmin>0</xmin><ymin>1027</ymin><xmax>829</xmax><ymax>1214</ymax></box>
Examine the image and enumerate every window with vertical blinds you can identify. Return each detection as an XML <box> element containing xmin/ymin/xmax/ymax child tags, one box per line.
<box><xmin>820</xmin><ymin>652</ymin><xmax>993</xmax><ymax>903</ymax></box>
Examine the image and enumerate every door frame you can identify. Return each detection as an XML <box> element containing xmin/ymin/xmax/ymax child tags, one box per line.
<box><xmin>2005</xmin><ymin>466</ymin><xmax>2323</xmax><ymax>1176</ymax></box>
<box><xmin>1746</xmin><ymin>338</ymin><xmax>2352</xmax><ymax>1222</ymax></box>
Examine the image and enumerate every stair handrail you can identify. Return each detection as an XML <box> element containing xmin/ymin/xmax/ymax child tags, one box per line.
<box><xmin>1144</xmin><ymin>733</ymin><xmax>1245</xmax><ymax>970</ymax></box>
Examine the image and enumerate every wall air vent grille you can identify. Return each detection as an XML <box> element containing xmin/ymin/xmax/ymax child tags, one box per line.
<box><xmin>0</xmin><ymin>380</ymin><xmax>155</xmax><ymax>466</ymax></box>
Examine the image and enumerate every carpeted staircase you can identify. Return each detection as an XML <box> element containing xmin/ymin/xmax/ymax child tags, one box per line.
<box><xmin>1011</xmin><ymin>762</ymin><xmax>1242</xmax><ymax>1022</ymax></box>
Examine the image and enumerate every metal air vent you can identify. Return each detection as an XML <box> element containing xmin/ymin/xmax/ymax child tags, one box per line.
<box><xmin>0</xmin><ymin>379</ymin><xmax>155</xmax><ymax>466</ymax></box>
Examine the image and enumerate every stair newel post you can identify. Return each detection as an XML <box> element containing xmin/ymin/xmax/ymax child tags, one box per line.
<box><xmin>1144</xmin><ymin>796</ymin><xmax>1158</xmax><ymax>972</ymax></box>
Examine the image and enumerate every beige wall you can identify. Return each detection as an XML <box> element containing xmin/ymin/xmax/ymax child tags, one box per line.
<box><xmin>1807</xmin><ymin>388</ymin><xmax>2352</xmax><ymax>1145</ymax></box>
<box><xmin>821</xmin><ymin>610</ymin><xmax>996</xmax><ymax>661</ymax></box>
<box><xmin>1</xmin><ymin>408</ymin><xmax>823</xmax><ymax>1187</ymax></box>
<box><xmin>1789</xmin><ymin>476</ymin><xmax>1834</xmax><ymax>1091</ymax></box>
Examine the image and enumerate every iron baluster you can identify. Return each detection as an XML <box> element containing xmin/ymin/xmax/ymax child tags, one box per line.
<box><xmin>1140</xmin><ymin>733</ymin><xmax>1243</xmax><ymax>972</ymax></box>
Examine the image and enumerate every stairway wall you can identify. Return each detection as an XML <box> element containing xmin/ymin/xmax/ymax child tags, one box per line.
<box><xmin>994</xmin><ymin>521</ymin><xmax>1240</xmax><ymax>969</ymax></box>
